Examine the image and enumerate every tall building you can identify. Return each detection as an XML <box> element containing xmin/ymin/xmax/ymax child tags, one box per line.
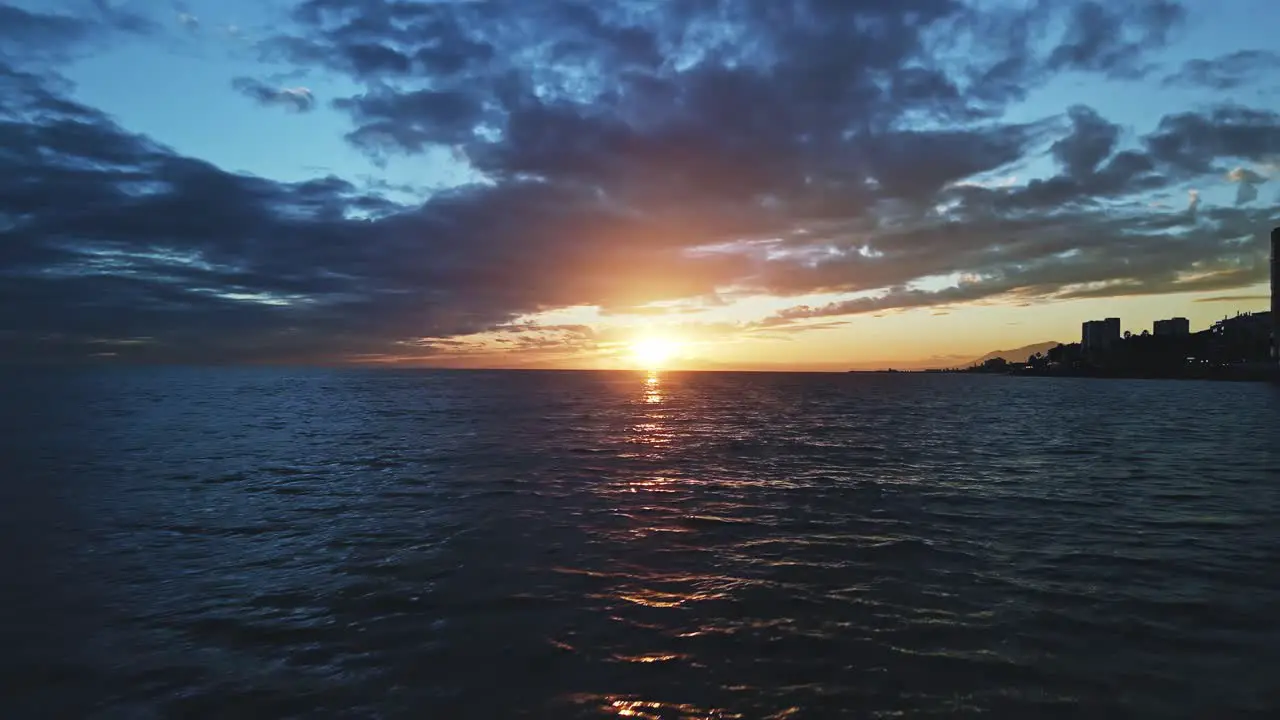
<box><xmin>1211</xmin><ymin>311</ymin><xmax>1273</xmax><ymax>364</ymax></box>
<box><xmin>1153</xmin><ymin>317</ymin><xmax>1190</xmax><ymax>337</ymax></box>
<box><xmin>1082</xmin><ymin>317</ymin><xmax>1121</xmax><ymax>354</ymax></box>
<box><xmin>1211</xmin><ymin>311</ymin><xmax>1271</xmax><ymax>336</ymax></box>
<box><xmin>1272</xmin><ymin>227</ymin><xmax>1278</xmax><ymax>362</ymax></box>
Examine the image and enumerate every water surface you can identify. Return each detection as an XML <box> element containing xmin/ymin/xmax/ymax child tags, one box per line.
<box><xmin>2</xmin><ymin>368</ymin><xmax>1278</xmax><ymax>718</ymax></box>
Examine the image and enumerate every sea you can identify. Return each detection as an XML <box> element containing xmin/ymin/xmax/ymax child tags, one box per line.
<box><xmin>2</xmin><ymin>367</ymin><xmax>1278</xmax><ymax>718</ymax></box>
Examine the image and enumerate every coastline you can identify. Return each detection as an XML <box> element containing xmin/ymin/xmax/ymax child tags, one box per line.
<box><xmin>956</xmin><ymin>367</ymin><xmax>1276</xmax><ymax>382</ymax></box>
<box><xmin>851</xmin><ymin>367</ymin><xmax>1280</xmax><ymax>382</ymax></box>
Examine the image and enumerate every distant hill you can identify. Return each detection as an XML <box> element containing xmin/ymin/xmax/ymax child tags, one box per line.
<box><xmin>962</xmin><ymin>341</ymin><xmax>1062</xmax><ymax>368</ymax></box>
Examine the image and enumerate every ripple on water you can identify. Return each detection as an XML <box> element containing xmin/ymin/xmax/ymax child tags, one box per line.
<box><xmin>3</xmin><ymin>369</ymin><xmax>1279</xmax><ymax>718</ymax></box>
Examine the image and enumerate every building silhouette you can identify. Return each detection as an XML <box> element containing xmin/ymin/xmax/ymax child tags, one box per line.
<box><xmin>1153</xmin><ymin>317</ymin><xmax>1190</xmax><ymax>337</ymax></box>
<box><xmin>1082</xmin><ymin>317</ymin><xmax>1120</xmax><ymax>354</ymax></box>
<box><xmin>1272</xmin><ymin>227</ymin><xmax>1278</xmax><ymax>362</ymax></box>
<box><xmin>963</xmin><ymin>226</ymin><xmax>1278</xmax><ymax>377</ymax></box>
<box><xmin>1210</xmin><ymin>311</ymin><xmax>1272</xmax><ymax>364</ymax></box>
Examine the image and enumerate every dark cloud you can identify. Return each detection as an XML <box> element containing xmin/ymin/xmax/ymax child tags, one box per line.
<box><xmin>1163</xmin><ymin>50</ymin><xmax>1280</xmax><ymax>90</ymax></box>
<box><xmin>1046</xmin><ymin>1</ymin><xmax>1184</xmax><ymax>78</ymax></box>
<box><xmin>1194</xmin><ymin>294</ymin><xmax>1271</xmax><ymax>303</ymax></box>
<box><xmin>231</xmin><ymin>77</ymin><xmax>316</xmax><ymax>112</ymax></box>
<box><xmin>333</xmin><ymin>87</ymin><xmax>482</xmax><ymax>153</ymax></box>
<box><xmin>1226</xmin><ymin>166</ymin><xmax>1268</xmax><ymax>205</ymax></box>
<box><xmin>91</xmin><ymin>0</ymin><xmax>156</xmax><ymax>34</ymax></box>
<box><xmin>279</xmin><ymin>0</ymin><xmax>1037</xmax><ymax>158</ymax></box>
<box><xmin>761</xmin><ymin>217</ymin><xmax>1270</xmax><ymax>326</ymax></box>
<box><xmin>1146</xmin><ymin>106</ymin><xmax>1280</xmax><ymax>174</ymax></box>
<box><xmin>0</xmin><ymin>1</ymin><xmax>154</xmax><ymax>65</ymax></box>
<box><xmin>0</xmin><ymin>4</ymin><xmax>94</xmax><ymax>60</ymax></box>
<box><xmin>0</xmin><ymin>63</ymin><xmax>751</xmax><ymax>362</ymax></box>
<box><xmin>1052</xmin><ymin>105</ymin><xmax>1121</xmax><ymax>180</ymax></box>
<box><xmin>999</xmin><ymin>148</ymin><xmax>1162</xmax><ymax>210</ymax></box>
<box><xmin>274</xmin><ymin>0</ymin><xmax>1189</xmax><ymax>221</ymax></box>
<box><xmin>754</xmin><ymin>195</ymin><xmax>1273</xmax><ymax>321</ymax></box>
<box><xmin>4</xmin><ymin>0</ymin><xmax>1275</xmax><ymax>365</ymax></box>
<box><xmin>265</xmin><ymin>0</ymin><xmax>495</xmax><ymax>79</ymax></box>
<box><xmin>975</xmin><ymin>104</ymin><xmax>1280</xmax><ymax>212</ymax></box>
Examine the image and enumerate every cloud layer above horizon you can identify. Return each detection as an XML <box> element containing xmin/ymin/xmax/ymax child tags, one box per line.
<box><xmin>1</xmin><ymin>0</ymin><xmax>1277</xmax><ymax>364</ymax></box>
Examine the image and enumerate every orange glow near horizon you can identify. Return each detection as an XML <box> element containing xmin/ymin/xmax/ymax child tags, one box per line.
<box><xmin>629</xmin><ymin>336</ymin><xmax>681</xmax><ymax>369</ymax></box>
<box><xmin>350</xmin><ymin>282</ymin><xmax>1272</xmax><ymax>371</ymax></box>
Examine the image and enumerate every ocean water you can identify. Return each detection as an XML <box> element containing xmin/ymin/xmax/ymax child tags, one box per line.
<box><xmin>2</xmin><ymin>367</ymin><xmax>1279</xmax><ymax>718</ymax></box>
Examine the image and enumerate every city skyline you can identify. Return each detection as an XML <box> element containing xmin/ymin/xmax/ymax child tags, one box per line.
<box><xmin>3</xmin><ymin>0</ymin><xmax>1279</xmax><ymax>370</ymax></box>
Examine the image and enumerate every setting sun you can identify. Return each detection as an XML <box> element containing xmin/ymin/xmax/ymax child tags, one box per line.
<box><xmin>630</xmin><ymin>337</ymin><xmax>680</xmax><ymax>369</ymax></box>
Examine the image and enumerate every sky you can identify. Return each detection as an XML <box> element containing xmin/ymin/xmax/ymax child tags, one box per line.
<box><xmin>1</xmin><ymin>0</ymin><xmax>1278</xmax><ymax>370</ymax></box>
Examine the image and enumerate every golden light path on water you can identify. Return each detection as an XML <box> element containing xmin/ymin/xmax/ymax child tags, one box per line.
<box><xmin>561</xmin><ymin>369</ymin><xmax>802</xmax><ymax>720</ymax></box>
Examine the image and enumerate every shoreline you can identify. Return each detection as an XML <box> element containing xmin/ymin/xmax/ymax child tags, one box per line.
<box><xmin>925</xmin><ymin>368</ymin><xmax>1280</xmax><ymax>383</ymax></box>
<box><xmin>849</xmin><ymin>368</ymin><xmax>1280</xmax><ymax>382</ymax></box>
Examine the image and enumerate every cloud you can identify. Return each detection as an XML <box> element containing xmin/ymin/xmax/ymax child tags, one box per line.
<box><xmin>264</xmin><ymin>0</ymin><xmax>496</xmax><ymax>80</ymax></box>
<box><xmin>759</xmin><ymin>216</ymin><xmax>1269</xmax><ymax>325</ymax></box>
<box><xmin>1194</xmin><ymin>295</ymin><xmax>1271</xmax><ymax>303</ymax></box>
<box><xmin>0</xmin><ymin>64</ymin><xmax>751</xmax><ymax>362</ymax></box>
<box><xmin>1227</xmin><ymin>167</ymin><xmax>1268</xmax><ymax>184</ymax></box>
<box><xmin>4</xmin><ymin>0</ymin><xmax>1277</xmax><ymax>365</ymax></box>
<box><xmin>231</xmin><ymin>77</ymin><xmax>316</xmax><ymax>112</ymax></box>
<box><xmin>1163</xmin><ymin>50</ymin><xmax>1280</xmax><ymax>90</ymax></box>
<box><xmin>1052</xmin><ymin>105</ymin><xmax>1121</xmax><ymax>179</ymax></box>
<box><xmin>171</xmin><ymin>1</ymin><xmax>197</xmax><ymax>32</ymax></box>
<box><xmin>0</xmin><ymin>1</ymin><xmax>153</xmax><ymax>66</ymax></box>
<box><xmin>1226</xmin><ymin>166</ymin><xmax>1268</xmax><ymax>205</ymax></box>
<box><xmin>89</xmin><ymin>0</ymin><xmax>156</xmax><ymax>34</ymax></box>
<box><xmin>1045</xmin><ymin>1</ymin><xmax>1185</xmax><ymax>78</ymax></box>
<box><xmin>0</xmin><ymin>4</ymin><xmax>94</xmax><ymax>61</ymax></box>
<box><xmin>333</xmin><ymin>88</ymin><xmax>482</xmax><ymax>153</ymax></box>
<box><xmin>1146</xmin><ymin>106</ymin><xmax>1280</xmax><ymax>175</ymax></box>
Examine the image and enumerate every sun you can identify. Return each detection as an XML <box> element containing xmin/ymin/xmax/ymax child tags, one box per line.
<box><xmin>630</xmin><ymin>337</ymin><xmax>680</xmax><ymax>369</ymax></box>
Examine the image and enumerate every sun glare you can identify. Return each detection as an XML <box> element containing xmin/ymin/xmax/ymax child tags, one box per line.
<box><xmin>630</xmin><ymin>337</ymin><xmax>679</xmax><ymax>369</ymax></box>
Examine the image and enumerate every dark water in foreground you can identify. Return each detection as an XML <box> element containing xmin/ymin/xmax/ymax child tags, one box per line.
<box><xmin>2</xmin><ymin>368</ymin><xmax>1279</xmax><ymax>718</ymax></box>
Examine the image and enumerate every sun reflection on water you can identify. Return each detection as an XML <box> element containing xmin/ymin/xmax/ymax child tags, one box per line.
<box><xmin>643</xmin><ymin>370</ymin><xmax>662</xmax><ymax>404</ymax></box>
<box><xmin>598</xmin><ymin>697</ymin><xmax>744</xmax><ymax>719</ymax></box>
<box><xmin>623</xmin><ymin>370</ymin><xmax>673</xmax><ymax>457</ymax></box>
